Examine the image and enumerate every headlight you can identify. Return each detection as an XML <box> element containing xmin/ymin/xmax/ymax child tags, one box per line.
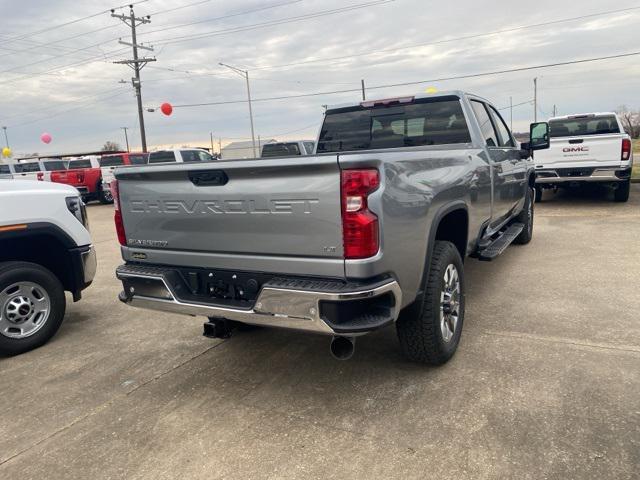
<box><xmin>66</xmin><ymin>196</ymin><xmax>89</xmax><ymax>229</ymax></box>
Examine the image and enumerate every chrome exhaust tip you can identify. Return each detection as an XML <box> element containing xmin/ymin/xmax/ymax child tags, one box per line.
<box><xmin>330</xmin><ymin>336</ymin><xmax>356</xmax><ymax>361</ymax></box>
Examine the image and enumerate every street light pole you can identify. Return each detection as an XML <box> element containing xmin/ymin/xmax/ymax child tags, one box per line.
<box><xmin>121</xmin><ymin>127</ymin><xmax>130</xmax><ymax>152</ymax></box>
<box><xmin>219</xmin><ymin>62</ymin><xmax>257</xmax><ymax>158</ymax></box>
<box><xmin>2</xmin><ymin>126</ymin><xmax>9</xmax><ymax>148</ymax></box>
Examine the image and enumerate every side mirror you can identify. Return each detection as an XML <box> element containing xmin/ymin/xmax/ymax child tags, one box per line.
<box><xmin>530</xmin><ymin>122</ymin><xmax>550</xmax><ymax>150</ymax></box>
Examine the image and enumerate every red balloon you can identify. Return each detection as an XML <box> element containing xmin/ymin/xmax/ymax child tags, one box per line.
<box><xmin>160</xmin><ymin>102</ymin><xmax>173</xmax><ymax>116</ymax></box>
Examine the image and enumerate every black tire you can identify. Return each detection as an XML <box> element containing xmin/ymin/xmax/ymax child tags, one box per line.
<box><xmin>98</xmin><ymin>183</ymin><xmax>113</xmax><ymax>205</ymax></box>
<box><xmin>514</xmin><ymin>186</ymin><xmax>534</xmax><ymax>245</ymax></box>
<box><xmin>0</xmin><ymin>262</ymin><xmax>66</xmax><ymax>356</ymax></box>
<box><xmin>396</xmin><ymin>241</ymin><xmax>465</xmax><ymax>365</ymax></box>
<box><xmin>614</xmin><ymin>180</ymin><xmax>630</xmax><ymax>203</ymax></box>
<box><xmin>534</xmin><ymin>186</ymin><xmax>543</xmax><ymax>203</ymax></box>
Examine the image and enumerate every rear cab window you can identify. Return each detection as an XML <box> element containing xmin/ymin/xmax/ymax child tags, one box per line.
<box><xmin>14</xmin><ymin>162</ymin><xmax>41</xmax><ymax>173</ymax></box>
<box><xmin>68</xmin><ymin>159</ymin><xmax>92</xmax><ymax>169</ymax></box>
<box><xmin>148</xmin><ymin>151</ymin><xmax>176</xmax><ymax>164</ymax></box>
<box><xmin>550</xmin><ymin>115</ymin><xmax>621</xmax><ymax>138</ymax></box>
<box><xmin>42</xmin><ymin>160</ymin><xmax>67</xmax><ymax>171</ymax></box>
<box><xmin>100</xmin><ymin>155</ymin><xmax>125</xmax><ymax>167</ymax></box>
<box><xmin>261</xmin><ymin>143</ymin><xmax>302</xmax><ymax>157</ymax></box>
<box><xmin>317</xmin><ymin>95</ymin><xmax>471</xmax><ymax>153</ymax></box>
<box><xmin>0</xmin><ymin>165</ymin><xmax>11</xmax><ymax>175</ymax></box>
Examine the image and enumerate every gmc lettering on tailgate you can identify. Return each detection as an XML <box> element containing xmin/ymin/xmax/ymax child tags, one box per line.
<box><xmin>130</xmin><ymin>199</ymin><xmax>320</xmax><ymax>215</ymax></box>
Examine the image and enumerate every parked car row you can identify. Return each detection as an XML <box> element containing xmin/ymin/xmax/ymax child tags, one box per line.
<box><xmin>0</xmin><ymin>148</ymin><xmax>217</xmax><ymax>204</ymax></box>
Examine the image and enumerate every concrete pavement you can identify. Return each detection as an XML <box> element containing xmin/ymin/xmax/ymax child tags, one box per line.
<box><xmin>0</xmin><ymin>184</ymin><xmax>638</xmax><ymax>479</ymax></box>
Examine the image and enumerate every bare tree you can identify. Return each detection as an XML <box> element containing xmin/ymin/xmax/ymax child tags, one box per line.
<box><xmin>615</xmin><ymin>105</ymin><xmax>640</xmax><ymax>139</ymax></box>
<box><xmin>102</xmin><ymin>141</ymin><xmax>122</xmax><ymax>152</ymax></box>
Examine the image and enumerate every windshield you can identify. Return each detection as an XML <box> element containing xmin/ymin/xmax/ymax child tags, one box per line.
<box><xmin>550</xmin><ymin>115</ymin><xmax>620</xmax><ymax>138</ymax></box>
<box><xmin>317</xmin><ymin>96</ymin><xmax>471</xmax><ymax>153</ymax></box>
<box><xmin>100</xmin><ymin>155</ymin><xmax>124</xmax><ymax>167</ymax></box>
<box><xmin>43</xmin><ymin>161</ymin><xmax>67</xmax><ymax>171</ymax></box>
<box><xmin>68</xmin><ymin>159</ymin><xmax>92</xmax><ymax>169</ymax></box>
<box><xmin>261</xmin><ymin>143</ymin><xmax>302</xmax><ymax>157</ymax></box>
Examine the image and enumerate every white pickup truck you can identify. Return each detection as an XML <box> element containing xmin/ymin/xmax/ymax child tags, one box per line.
<box><xmin>534</xmin><ymin>112</ymin><xmax>633</xmax><ymax>202</ymax></box>
<box><xmin>0</xmin><ymin>180</ymin><xmax>96</xmax><ymax>355</ymax></box>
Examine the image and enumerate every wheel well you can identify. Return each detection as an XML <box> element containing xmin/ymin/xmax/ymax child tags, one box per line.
<box><xmin>0</xmin><ymin>234</ymin><xmax>74</xmax><ymax>292</ymax></box>
<box><xmin>435</xmin><ymin>209</ymin><xmax>468</xmax><ymax>259</ymax></box>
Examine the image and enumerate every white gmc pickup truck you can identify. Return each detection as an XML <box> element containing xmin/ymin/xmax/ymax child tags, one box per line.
<box><xmin>534</xmin><ymin>112</ymin><xmax>633</xmax><ymax>202</ymax></box>
<box><xmin>0</xmin><ymin>180</ymin><xmax>96</xmax><ymax>355</ymax></box>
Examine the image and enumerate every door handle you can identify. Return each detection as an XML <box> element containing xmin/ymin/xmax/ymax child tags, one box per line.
<box><xmin>188</xmin><ymin>170</ymin><xmax>228</xmax><ymax>186</ymax></box>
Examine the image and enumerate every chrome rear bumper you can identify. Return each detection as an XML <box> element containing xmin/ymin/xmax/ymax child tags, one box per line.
<box><xmin>116</xmin><ymin>264</ymin><xmax>402</xmax><ymax>335</ymax></box>
<box><xmin>536</xmin><ymin>167</ymin><xmax>631</xmax><ymax>184</ymax></box>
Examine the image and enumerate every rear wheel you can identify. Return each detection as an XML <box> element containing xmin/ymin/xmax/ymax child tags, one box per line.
<box><xmin>396</xmin><ymin>241</ymin><xmax>465</xmax><ymax>365</ymax></box>
<box><xmin>614</xmin><ymin>180</ymin><xmax>630</xmax><ymax>203</ymax></box>
<box><xmin>98</xmin><ymin>184</ymin><xmax>113</xmax><ymax>204</ymax></box>
<box><xmin>0</xmin><ymin>262</ymin><xmax>66</xmax><ymax>356</ymax></box>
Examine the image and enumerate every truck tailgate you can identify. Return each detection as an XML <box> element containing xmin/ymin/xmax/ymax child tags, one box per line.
<box><xmin>116</xmin><ymin>156</ymin><xmax>344</xmax><ymax>271</ymax></box>
<box><xmin>535</xmin><ymin>134</ymin><xmax>624</xmax><ymax>166</ymax></box>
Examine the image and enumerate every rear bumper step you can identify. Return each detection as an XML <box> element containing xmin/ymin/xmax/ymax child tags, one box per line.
<box><xmin>535</xmin><ymin>167</ymin><xmax>630</xmax><ymax>184</ymax></box>
<box><xmin>116</xmin><ymin>264</ymin><xmax>402</xmax><ymax>335</ymax></box>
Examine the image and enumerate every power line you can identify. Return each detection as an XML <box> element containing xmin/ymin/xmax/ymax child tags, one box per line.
<box><xmin>247</xmin><ymin>5</ymin><xmax>640</xmax><ymax>71</ymax></box>
<box><xmin>0</xmin><ymin>1</ymin><xmax>149</xmax><ymax>44</ymax></box>
<box><xmin>139</xmin><ymin>0</ymin><xmax>304</xmax><ymax>37</ymax></box>
<box><xmin>149</xmin><ymin>0</ymin><xmax>395</xmax><ymax>46</ymax></box>
<box><xmin>171</xmin><ymin>50</ymin><xmax>640</xmax><ymax>108</ymax></box>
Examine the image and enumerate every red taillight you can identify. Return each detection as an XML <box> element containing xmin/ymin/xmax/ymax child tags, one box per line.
<box><xmin>111</xmin><ymin>179</ymin><xmax>126</xmax><ymax>246</ymax></box>
<box><xmin>622</xmin><ymin>138</ymin><xmax>632</xmax><ymax>161</ymax></box>
<box><xmin>341</xmin><ymin>169</ymin><xmax>380</xmax><ymax>259</ymax></box>
<box><xmin>37</xmin><ymin>172</ymin><xmax>44</xmax><ymax>181</ymax></box>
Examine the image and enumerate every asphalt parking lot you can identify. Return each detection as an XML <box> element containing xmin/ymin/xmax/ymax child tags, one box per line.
<box><xmin>1</xmin><ymin>185</ymin><xmax>638</xmax><ymax>480</ymax></box>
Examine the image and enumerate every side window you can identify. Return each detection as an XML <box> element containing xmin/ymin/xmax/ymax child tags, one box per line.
<box><xmin>148</xmin><ymin>151</ymin><xmax>176</xmax><ymax>163</ymax></box>
<box><xmin>303</xmin><ymin>142</ymin><xmax>315</xmax><ymax>154</ymax></box>
<box><xmin>197</xmin><ymin>151</ymin><xmax>213</xmax><ymax>162</ymax></box>
<box><xmin>487</xmin><ymin>106</ymin><xmax>514</xmax><ymax>147</ymax></box>
<box><xmin>471</xmin><ymin>101</ymin><xmax>499</xmax><ymax>147</ymax></box>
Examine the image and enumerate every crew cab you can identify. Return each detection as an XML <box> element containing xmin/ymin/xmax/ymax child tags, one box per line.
<box><xmin>261</xmin><ymin>140</ymin><xmax>316</xmax><ymax>158</ymax></box>
<box><xmin>52</xmin><ymin>156</ymin><xmax>110</xmax><ymax>204</ymax></box>
<box><xmin>147</xmin><ymin>149</ymin><xmax>215</xmax><ymax>164</ymax></box>
<box><xmin>0</xmin><ymin>180</ymin><xmax>96</xmax><ymax>355</ymax></box>
<box><xmin>12</xmin><ymin>158</ymin><xmax>67</xmax><ymax>182</ymax></box>
<box><xmin>113</xmin><ymin>91</ymin><xmax>549</xmax><ymax>365</ymax></box>
<box><xmin>99</xmin><ymin>152</ymin><xmax>149</xmax><ymax>203</ymax></box>
<box><xmin>534</xmin><ymin>112</ymin><xmax>633</xmax><ymax>202</ymax></box>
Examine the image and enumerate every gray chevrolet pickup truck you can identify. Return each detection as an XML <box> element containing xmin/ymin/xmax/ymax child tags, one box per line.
<box><xmin>113</xmin><ymin>91</ymin><xmax>549</xmax><ymax>365</ymax></box>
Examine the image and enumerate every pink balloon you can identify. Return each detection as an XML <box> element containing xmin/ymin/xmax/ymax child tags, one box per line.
<box><xmin>40</xmin><ymin>132</ymin><xmax>52</xmax><ymax>144</ymax></box>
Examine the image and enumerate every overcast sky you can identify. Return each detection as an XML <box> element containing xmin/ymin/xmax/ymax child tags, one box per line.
<box><xmin>1</xmin><ymin>0</ymin><xmax>639</xmax><ymax>156</ymax></box>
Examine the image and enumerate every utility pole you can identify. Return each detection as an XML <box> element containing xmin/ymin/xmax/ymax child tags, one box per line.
<box><xmin>121</xmin><ymin>127</ymin><xmax>130</xmax><ymax>152</ymax></box>
<box><xmin>552</xmin><ymin>104</ymin><xmax>557</xmax><ymax>117</ymax></box>
<box><xmin>361</xmin><ymin>79</ymin><xmax>366</xmax><ymax>101</ymax></box>
<box><xmin>219</xmin><ymin>63</ymin><xmax>257</xmax><ymax>158</ymax></box>
<box><xmin>533</xmin><ymin>77</ymin><xmax>538</xmax><ymax>123</ymax></box>
<box><xmin>509</xmin><ymin>96</ymin><xmax>513</xmax><ymax>131</ymax></box>
<box><xmin>218</xmin><ymin>138</ymin><xmax>222</xmax><ymax>157</ymax></box>
<box><xmin>210</xmin><ymin>132</ymin><xmax>214</xmax><ymax>153</ymax></box>
<box><xmin>1</xmin><ymin>126</ymin><xmax>8</xmax><ymax>148</ymax></box>
<box><xmin>112</xmin><ymin>7</ymin><xmax>155</xmax><ymax>153</ymax></box>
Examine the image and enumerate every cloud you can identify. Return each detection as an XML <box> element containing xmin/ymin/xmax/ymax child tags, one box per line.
<box><xmin>0</xmin><ymin>0</ymin><xmax>638</xmax><ymax>155</ymax></box>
